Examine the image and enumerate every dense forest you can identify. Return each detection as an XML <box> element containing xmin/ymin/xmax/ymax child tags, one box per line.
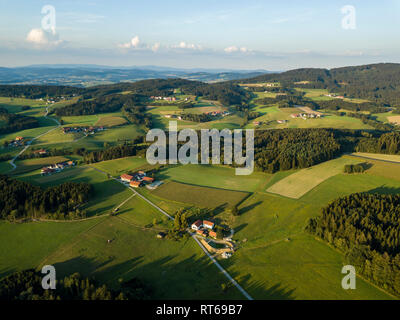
<box><xmin>254</xmin><ymin>129</ymin><xmax>342</xmax><ymax>173</ymax></box>
<box><xmin>83</xmin><ymin>143</ymin><xmax>145</xmax><ymax>163</ymax></box>
<box><xmin>253</xmin><ymin>129</ymin><xmax>400</xmax><ymax>173</ymax></box>
<box><xmin>0</xmin><ymin>85</ymin><xmax>83</xmax><ymax>99</ymax></box>
<box><xmin>239</xmin><ymin>63</ymin><xmax>400</xmax><ymax>105</ymax></box>
<box><xmin>0</xmin><ymin>107</ymin><xmax>39</xmax><ymax>134</ymax></box>
<box><xmin>0</xmin><ymin>269</ymin><xmax>152</xmax><ymax>300</ymax></box>
<box><xmin>54</xmin><ymin>93</ymin><xmax>143</xmax><ymax>116</ymax></box>
<box><xmin>0</xmin><ymin>175</ymin><xmax>92</xmax><ymax>220</ymax></box>
<box><xmin>306</xmin><ymin>193</ymin><xmax>400</xmax><ymax>297</ymax></box>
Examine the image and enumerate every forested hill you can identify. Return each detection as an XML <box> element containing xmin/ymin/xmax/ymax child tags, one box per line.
<box><xmin>237</xmin><ymin>63</ymin><xmax>400</xmax><ymax>105</ymax></box>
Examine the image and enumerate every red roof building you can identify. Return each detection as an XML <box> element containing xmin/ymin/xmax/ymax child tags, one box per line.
<box><xmin>120</xmin><ymin>174</ymin><xmax>134</xmax><ymax>182</ymax></box>
<box><xmin>191</xmin><ymin>220</ymin><xmax>203</xmax><ymax>231</ymax></box>
<box><xmin>209</xmin><ymin>231</ymin><xmax>217</xmax><ymax>238</ymax></box>
<box><xmin>203</xmin><ymin>220</ymin><xmax>215</xmax><ymax>230</ymax></box>
<box><xmin>142</xmin><ymin>176</ymin><xmax>154</xmax><ymax>183</ymax></box>
<box><xmin>130</xmin><ymin>180</ymin><xmax>142</xmax><ymax>188</ymax></box>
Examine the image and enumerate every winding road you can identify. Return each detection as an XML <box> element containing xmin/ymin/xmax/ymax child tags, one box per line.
<box><xmin>8</xmin><ymin>106</ymin><xmax>61</xmax><ymax>171</ymax></box>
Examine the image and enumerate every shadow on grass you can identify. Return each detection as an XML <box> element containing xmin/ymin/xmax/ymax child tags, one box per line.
<box><xmin>367</xmin><ymin>185</ymin><xmax>400</xmax><ymax>195</ymax></box>
<box><xmin>48</xmin><ymin>250</ymin><xmax>297</xmax><ymax>300</ymax></box>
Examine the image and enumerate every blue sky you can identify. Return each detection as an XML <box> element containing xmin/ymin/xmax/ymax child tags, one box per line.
<box><xmin>0</xmin><ymin>0</ymin><xmax>400</xmax><ymax>70</ymax></box>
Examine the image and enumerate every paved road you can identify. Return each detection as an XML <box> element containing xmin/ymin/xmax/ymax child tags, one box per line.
<box><xmin>8</xmin><ymin>106</ymin><xmax>61</xmax><ymax>171</ymax></box>
<box><xmin>350</xmin><ymin>153</ymin><xmax>400</xmax><ymax>165</ymax></box>
<box><xmin>89</xmin><ymin>164</ymin><xmax>253</xmax><ymax>300</ymax></box>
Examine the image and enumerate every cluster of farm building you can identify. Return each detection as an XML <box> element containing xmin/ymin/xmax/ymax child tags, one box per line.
<box><xmin>191</xmin><ymin>219</ymin><xmax>218</xmax><ymax>239</ymax></box>
<box><xmin>120</xmin><ymin>171</ymin><xmax>161</xmax><ymax>189</ymax></box>
<box><xmin>41</xmin><ymin>160</ymin><xmax>75</xmax><ymax>175</ymax></box>
<box><xmin>290</xmin><ymin>113</ymin><xmax>322</xmax><ymax>119</ymax></box>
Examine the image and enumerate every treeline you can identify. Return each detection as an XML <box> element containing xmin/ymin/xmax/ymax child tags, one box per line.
<box><xmin>0</xmin><ymin>107</ymin><xmax>39</xmax><ymax>134</ymax></box>
<box><xmin>180</xmin><ymin>113</ymin><xmax>213</xmax><ymax>123</ymax></box>
<box><xmin>180</xmin><ymin>81</ymin><xmax>250</xmax><ymax>105</ymax></box>
<box><xmin>55</xmin><ymin>93</ymin><xmax>142</xmax><ymax>116</ymax></box>
<box><xmin>254</xmin><ymin>129</ymin><xmax>342</xmax><ymax>173</ymax></box>
<box><xmin>253</xmin><ymin>129</ymin><xmax>400</xmax><ymax>173</ymax></box>
<box><xmin>83</xmin><ymin>143</ymin><xmax>145</xmax><ymax>163</ymax></box>
<box><xmin>355</xmin><ymin>131</ymin><xmax>400</xmax><ymax>154</ymax></box>
<box><xmin>0</xmin><ymin>85</ymin><xmax>83</xmax><ymax>99</ymax></box>
<box><xmin>122</xmin><ymin>105</ymin><xmax>153</xmax><ymax>129</ymax></box>
<box><xmin>0</xmin><ymin>175</ymin><xmax>92</xmax><ymax>220</ymax></box>
<box><xmin>0</xmin><ymin>269</ymin><xmax>152</xmax><ymax>300</ymax></box>
<box><xmin>306</xmin><ymin>193</ymin><xmax>400</xmax><ymax>297</ymax></box>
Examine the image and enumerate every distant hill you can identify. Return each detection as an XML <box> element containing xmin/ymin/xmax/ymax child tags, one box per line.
<box><xmin>0</xmin><ymin>65</ymin><xmax>271</xmax><ymax>87</ymax></box>
<box><xmin>237</xmin><ymin>63</ymin><xmax>400</xmax><ymax>105</ymax></box>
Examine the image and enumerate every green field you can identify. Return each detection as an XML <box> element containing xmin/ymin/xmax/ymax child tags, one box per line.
<box><xmin>266</xmin><ymin>157</ymin><xmax>363</xmax><ymax>199</ymax></box>
<box><xmin>152</xmin><ymin>180</ymin><xmax>250</xmax><ymax>209</ymax></box>
<box><xmin>11</xmin><ymin>156</ymin><xmax>70</xmax><ymax>175</ymax></box>
<box><xmin>19</xmin><ymin>166</ymin><xmax>133</xmax><ymax>217</ymax></box>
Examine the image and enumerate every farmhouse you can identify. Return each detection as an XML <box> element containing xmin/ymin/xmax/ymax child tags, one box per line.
<box><xmin>209</xmin><ymin>231</ymin><xmax>217</xmax><ymax>239</ymax></box>
<box><xmin>203</xmin><ymin>220</ymin><xmax>215</xmax><ymax>230</ymax></box>
<box><xmin>120</xmin><ymin>174</ymin><xmax>134</xmax><ymax>182</ymax></box>
<box><xmin>15</xmin><ymin>136</ymin><xmax>24</xmax><ymax>141</ymax></box>
<box><xmin>130</xmin><ymin>180</ymin><xmax>142</xmax><ymax>188</ymax></box>
<box><xmin>191</xmin><ymin>220</ymin><xmax>203</xmax><ymax>231</ymax></box>
<box><xmin>142</xmin><ymin>176</ymin><xmax>154</xmax><ymax>183</ymax></box>
<box><xmin>196</xmin><ymin>229</ymin><xmax>207</xmax><ymax>237</ymax></box>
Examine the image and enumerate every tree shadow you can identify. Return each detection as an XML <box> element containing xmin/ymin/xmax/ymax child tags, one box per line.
<box><xmin>239</xmin><ymin>201</ymin><xmax>262</xmax><ymax>215</ymax></box>
<box><xmin>367</xmin><ymin>185</ymin><xmax>400</xmax><ymax>195</ymax></box>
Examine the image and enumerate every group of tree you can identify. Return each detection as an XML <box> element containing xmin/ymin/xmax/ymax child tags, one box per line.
<box><xmin>55</xmin><ymin>93</ymin><xmax>143</xmax><ymax>116</ymax></box>
<box><xmin>0</xmin><ymin>175</ymin><xmax>92</xmax><ymax>221</ymax></box>
<box><xmin>344</xmin><ymin>163</ymin><xmax>367</xmax><ymax>174</ymax></box>
<box><xmin>0</xmin><ymin>269</ymin><xmax>152</xmax><ymax>300</ymax></box>
<box><xmin>83</xmin><ymin>143</ymin><xmax>145</xmax><ymax>163</ymax></box>
<box><xmin>180</xmin><ymin>113</ymin><xmax>213</xmax><ymax>123</ymax></box>
<box><xmin>167</xmin><ymin>209</ymin><xmax>189</xmax><ymax>240</ymax></box>
<box><xmin>122</xmin><ymin>105</ymin><xmax>153</xmax><ymax>129</ymax></box>
<box><xmin>0</xmin><ymin>107</ymin><xmax>39</xmax><ymax>134</ymax></box>
<box><xmin>306</xmin><ymin>192</ymin><xmax>400</xmax><ymax>297</ymax></box>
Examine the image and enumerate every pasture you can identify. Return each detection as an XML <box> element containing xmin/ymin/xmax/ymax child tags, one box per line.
<box><xmin>159</xmin><ymin>164</ymin><xmax>271</xmax><ymax>192</ymax></box>
<box><xmin>11</xmin><ymin>156</ymin><xmax>70</xmax><ymax>175</ymax></box>
<box><xmin>152</xmin><ymin>181</ymin><xmax>250</xmax><ymax>209</ymax></box>
<box><xmin>19</xmin><ymin>166</ymin><xmax>133</xmax><ymax>217</ymax></box>
<box><xmin>31</xmin><ymin>216</ymin><xmax>243</xmax><ymax>299</ymax></box>
<box><xmin>266</xmin><ymin>157</ymin><xmax>363</xmax><ymax>199</ymax></box>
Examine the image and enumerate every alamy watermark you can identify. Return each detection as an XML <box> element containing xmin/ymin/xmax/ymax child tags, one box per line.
<box><xmin>341</xmin><ymin>5</ymin><xmax>356</xmax><ymax>30</ymax></box>
<box><xmin>146</xmin><ymin>121</ymin><xmax>254</xmax><ymax>175</ymax></box>
<box><xmin>341</xmin><ymin>265</ymin><xmax>356</xmax><ymax>290</ymax></box>
<box><xmin>41</xmin><ymin>265</ymin><xmax>56</xmax><ymax>290</ymax></box>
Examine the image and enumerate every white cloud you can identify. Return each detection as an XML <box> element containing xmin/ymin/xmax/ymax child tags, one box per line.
<box><xmin>173</xmin><ymin>41</ymin><xmax>202</xmax><ymax>50</ymax></box>
<box><xmin>151</xmin><ymin>42</ymin><xmax>160</xmax><ymax>52</ymax></box>
<box><xmin>118</xmin><ymin>35</ymin><xmax>140</xmax><ymax>49</ymax></box>
<box><xmin>224</xmin><ymin>46</ymin><xmax>251</xmax><ymax>53</ymax></box>
<box><xmin>26</xmin><ymin>28</ymin><xmax>62</xmax><ymax>47</ymax></box>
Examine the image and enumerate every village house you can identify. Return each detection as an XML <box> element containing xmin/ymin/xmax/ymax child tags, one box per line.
<box><xmin>196</xmin><ymin>229</ymin><xmax>207</xmax><ymax>237</ymax></box>
<box><xmin>191</xmin><ymin>220</ymin><xmax>203</xmax><ymax>231</ymax></box>
<box><xmin>209</xmin><ymin>231</ymin><xmax>217</xmax><ymax>239</ymax></box>
<box><xmin>120</xmin><ymin>174</ymin><xmax>134</xmax><ymax>182</ymax></box>
<box><xmin>203</xmin><ymin>220</ymin><xmax>215</xmax><ymax>230</ymax></box>
<box><xmin>142</xmin><ymin>176</ymin><xmax>154</xmax><ymax>183</ymax></box>
<box><xmin>130</xmin><ymin>180</ymin><xmax>142</xmax><ymax>188</ymax></box>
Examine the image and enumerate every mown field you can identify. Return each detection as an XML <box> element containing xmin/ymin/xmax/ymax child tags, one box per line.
<box><xmin>152</xmin><ymin>180</ymin><xmax>250</xmax><ymax>209</ymax></box>
<box><xmin>266</xmin><ymin>157</ymin><xmax>363</xmax><ymax>199</ymax></box>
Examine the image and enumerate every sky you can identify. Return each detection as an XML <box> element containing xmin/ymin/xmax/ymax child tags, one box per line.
<box><xmin>1</xmin><ymin>0</ymin><xmax>400</xmax><ymax>70</ymax></box>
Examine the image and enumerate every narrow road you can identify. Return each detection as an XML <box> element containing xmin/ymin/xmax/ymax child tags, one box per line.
<box><xmin>89</xmin><ymin>164</ymin><xmax>253</xmax><ymax>300</ymax></box>
<box><xmin>349</xmin><ymin>153</ymin><xmax>400</xmax><ymax>165</ymax></box>
<box><xmin>8</xmin><ymin>106</ymin><xmax>61</xmax><ymax>171</ymax></box>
